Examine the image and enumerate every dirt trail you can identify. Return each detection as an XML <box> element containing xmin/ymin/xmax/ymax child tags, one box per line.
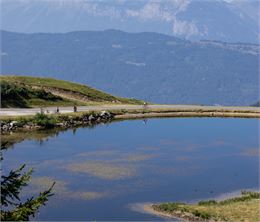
<box><xmin>1</xmin><ymin>104</ymin><xmax>260</xmax><ymax>118</ymax></box>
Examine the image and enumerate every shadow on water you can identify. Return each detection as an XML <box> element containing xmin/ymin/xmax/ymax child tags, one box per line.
<box><xmin>1</xmin><ymin>117</ymin><xmax>150</xmax><ymax>150</ymax></box>
<box><xmin>1</xmin><ymin>121</ymin><xmax>112</xmax><ymax>150</ymax></box>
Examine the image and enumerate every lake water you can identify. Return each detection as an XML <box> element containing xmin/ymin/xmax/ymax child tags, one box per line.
<box><xmin>2</xmin><ymin>118</ymin><xmax>259</xmax><ymax>221</ymax></box>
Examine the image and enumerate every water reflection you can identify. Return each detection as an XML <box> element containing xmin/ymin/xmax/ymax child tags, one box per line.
<box><xmin>2</xmin><ymin>118</ymin><xmax>259</xmax><ymax>221</ymax></box>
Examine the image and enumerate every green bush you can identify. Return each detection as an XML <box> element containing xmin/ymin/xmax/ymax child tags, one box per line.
<box><xmin>219</xmin><ymin>191</ymin><xmax>260</xmax><ymax>205</ymax></box>
<box><xmin>1</xmin><ymin>81</ymin><xmax>64</xmax><ymax>108</ymax></box>
<box><xmin>33</xmin><ymin>113</ymin><xmax>57</xmax><ymax>128</ymax></box>
<box><xmin>34</xmin><ymin>89</ymin><xmax>61</xmax><ymax>101</ymax></box>
<box><xmin>158</xmin><ymin>202</ymin><xmax>185</xmax><ymax>212</ymax></box>
<box><xmin>198</xmin><ymin>200</ymin><xmax>217</xmax><ymax>206</ymax></box>
<box><xmin>1</xmin><ymin>81</ymin><xmax>29</xmax><ymax>99</ymax></box>
<box><xmin>241</xmin><ymin>191</ymin><xmax>260</xmax><ymax>198</ymax></box>
<box><xmin>192</xmin><ymin>210</ymin><xmax>211</xmax><ymax>219</ymax></box>
<box><xmin>1</xmin><ymin>81</ymin><xmax>29</xmax><ymax>107</ymax></box>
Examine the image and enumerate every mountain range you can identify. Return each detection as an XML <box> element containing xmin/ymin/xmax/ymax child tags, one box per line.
<box><xmin>1</xmin><ymin>29</ymin><xmax>259</xmax><ymax>105</ymax></box>
<box><xmin>1</xmin><ymin>0</ymin><xmax>259</xmax><ymax>43</ymax></box>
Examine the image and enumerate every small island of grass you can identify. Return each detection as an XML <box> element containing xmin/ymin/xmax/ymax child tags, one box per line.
<box><xmin>148</xmin><ymin>191</ymin><xmax>260</xmax><ymax>221</ymax></box>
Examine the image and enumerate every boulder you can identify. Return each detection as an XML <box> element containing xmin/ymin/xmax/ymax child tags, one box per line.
<box><xmin>82</xmin><ymin>115</ymin><xmax>89</xmax><ymax>122</ymax></box>
<box><xmin>2</xmin><ymin>124</ymin><xmax>9</xmax><ymax>131</ymax></box>
<box><xmin>100</xmin><ymin>110</ymin><xmax>112</xmax><ymax>119</ymax></box>
<box><xmin>9</xmin><ymin>121</ymin><xmax>18</xmax><ymax>128</ymax></box>
<box><xmin>7</xmin><ymin>121</ymin><xmax>18</xmax><ymax>130</ymax></box>
<box><xmin>88</xmin><ymin>115</ymin><xmax>95</xmax><ymax>121</ymax></box>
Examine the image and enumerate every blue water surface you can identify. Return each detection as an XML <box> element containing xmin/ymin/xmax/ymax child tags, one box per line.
<box><xmin>2</xmin><ymin>118</ymin><xmax>259</xmax><ymax>221</ymax></box>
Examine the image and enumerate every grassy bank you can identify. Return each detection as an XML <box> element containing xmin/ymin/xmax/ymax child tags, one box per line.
<box><xmin>0</xmin><ymin>75</ymin><xmax>143</xmax><ymax>107</ymax></box>
<box><xmin>150</xmin><ymin>191</ymin><xmax>260</xmax><ymax>221</ymax></box>
<box><xmin>1</xmin><ymin>80</ymin><xmax>82</xmax><ymax>108</ymax></box>
<box><xmin>1</xmin><ymin>111</ymin><xmax>111</xmax><ymax>130</ymax></box>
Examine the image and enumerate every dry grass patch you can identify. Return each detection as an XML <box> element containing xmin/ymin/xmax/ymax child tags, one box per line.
<box><xmin>153</xmin><ymin>191</ymin><xmax>260</xmax><ymax>221</ymax></box>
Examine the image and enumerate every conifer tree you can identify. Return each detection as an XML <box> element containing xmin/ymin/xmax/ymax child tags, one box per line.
<box><xmin>1</xmin><ymin>142</ymin><xmax>55</xmax><ymax>221</ymax></box>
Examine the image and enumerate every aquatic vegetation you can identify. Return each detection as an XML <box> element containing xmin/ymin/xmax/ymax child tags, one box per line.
<box><xmin>126</xmin><ymin>154</ymin><xmax>156</xmax><ymax>162</ymax></box>
<box><xmin>175</xmin><ymin>156</ymin><xmax>191</xmax><ymax>161</ymax></box>
<box><xmin>66</xmin><ymin>162</ymin><xmax>136</xmax><ymax>180</ymax></box>
<box><xmin>2</xmin><ymin>118</ymin><xmax>259</xmax><ymax>220</ymax></box>
<box><xmin>138</xmin><ymin>146</ymin><xmax>160</xmax><ymax>151</ymax></box>
<box><xmin>28</xmin><ymin>176</ymin><xmax>107</xmax><ymax>201</ymax></box>
<box><xmin>29</xmin><ymin>177</ymin><xmax>67</xmax><ymax>194</ymax></box>
<box><xmin>76</xmin><ymin>150</ymin><xmax>119</xmax><ymax>158</ymax></box>
<box><xmin>241</xmin><ymin>148</ymin><xmax>260</xmax><ymax>157</ymax></box>
<box><xmin>79</xmin><ymin>192</ymin><xmax>107</xmax><ymax>200</ymax></box>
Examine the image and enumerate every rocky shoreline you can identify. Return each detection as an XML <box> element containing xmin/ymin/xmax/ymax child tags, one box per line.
<box><xmin>1</xmin><ymin>107</ymin><xmax>260</xmax><ymax>133</ymax></box>
<box><xmin>1</xmin><ymin>110</ymin><xmax>114</xmax><ymax>132</ymax></box>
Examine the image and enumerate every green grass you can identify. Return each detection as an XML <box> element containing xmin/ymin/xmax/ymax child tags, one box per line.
<box><xmin>32</xmin><ymin>113</ymin><xmax>57</xmax><ymax>128</ymax></box>
<box><xmin>1</xmin><ymin>80</ymin><xmax>82</xmax><ymax>108</ymax></box>
<box><xmin>1</xmin><ymin>110</ymin><xmax>111</xmax><ymax>129</ymax></box>
<box><xmin>0</xmin><ymin>75</ymin><xmax>143</xmax><ymax>106</ymax></box>
<box><xmin>153</xmin><ymin>191</ymin><xmax>260</xmax><ymax>221</ymax></box>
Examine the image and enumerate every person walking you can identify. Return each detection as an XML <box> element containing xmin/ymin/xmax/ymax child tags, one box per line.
<box><xmin>73</xmin><ymin>105</ymin><xmax>77</xmax><ymax>112</ymax></box>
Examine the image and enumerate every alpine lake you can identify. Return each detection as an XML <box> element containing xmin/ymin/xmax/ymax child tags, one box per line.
<box><xmin>2</xmin><ymin>117</ymin><xmax>259</xmax><ymax>221</ymax></box>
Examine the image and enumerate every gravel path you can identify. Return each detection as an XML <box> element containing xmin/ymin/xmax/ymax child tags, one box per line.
<box><xmin>1</xmin><ymin>104</ymin><xmax>260</xmax><ymax>117</ymax></box>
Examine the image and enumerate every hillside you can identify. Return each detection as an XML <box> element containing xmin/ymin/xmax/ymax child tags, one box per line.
<box><xmin>0</xmin><ymin>76</ymin><xmax>142</xmax><ymax>108</ymax></box>
<box><xmin>1</xmin><ymin>30</ymin><xmax>259</xmax><ymax>106</ymax></box>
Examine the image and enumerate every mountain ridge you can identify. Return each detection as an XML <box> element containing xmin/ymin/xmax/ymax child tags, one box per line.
<box><xmin>1</xmin><ymin>0</ymin><xmax>259</xmax><ymax>43</ymax></box>
<box><xmin>1</xmin><ymin>29</ymin><xmax>259</xmax><ymax>106</ymax></box>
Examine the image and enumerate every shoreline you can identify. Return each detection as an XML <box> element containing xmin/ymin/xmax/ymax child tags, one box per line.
<box><xmin>140</xmin><ymin>190</ymin><xmax>260</xmax><ymax>222</ymax></box>
<box><xmin>114</xmin><ymin>111</ymin><xmax>260</xmax><ymax>119</ymax></box>
<box><xmin>142</xmin><ymin>204</ymin><xmax>190</xmax><ymax>222</ymax></box>
<box><xmin>1</xmin><ymin>105</ymin><xmax>260</xmax><ymax>119</ymax></box>
<box><xmin>1</xmin><ymin>105</ymin><xmax>260</xmax><ymax>132</ymax></box>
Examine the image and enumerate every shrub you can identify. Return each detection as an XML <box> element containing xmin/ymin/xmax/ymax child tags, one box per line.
<box><xmin>33</xmin><ymin>113</ymin><xmax>57</xmax><ymax>128</ymax></box>
<box><xmin>198</xmin><ymin>200</ymin><xmax>217</xmax><ymax>206</ymax></box>
<box><xmin>192</xmin><ymin>210</ymin><xmax>211</xmax><ymax>219</ymax></box>
<box><xmin>1</xmin><ymin>81</ymin><xmax>29</xmax><ymax>99</ymax></box>
<box><xmin>1</xmin><ymin>81</ymin><xmax>29</xmax><ymax>107</ymax></box>
<box><xmin>219</xmin><ymin>191</ymin><xmax>260</xmax><ymax>205</ymax></box>
<box><xmin>34</xmin><ymin>90</ymin><xmax>61</xmax><ymax>101</ymax></box>
<box><xmin>241</xmin><ymin>190</ymin><xmax>260</xmax><ymax>198</ymax></box>
<box><xmin>158</xmin><ymin>202</ymin><xmax>184</xmax><ymax>212</ymax></box>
